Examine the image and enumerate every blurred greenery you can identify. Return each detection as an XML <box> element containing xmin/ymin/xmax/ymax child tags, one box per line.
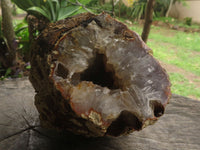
<box><xmin>131</xmin><ymin>0</ymin><xmax>147</xmax><ymax>19</ymax></box>
<box><xmin>154</xmin><ymin>17</ymin><xmax>200</xmax><ymax>29</ymax></box>
<box><xmin>14</xmin><ymin>19</ymin><xmax>30</xmax><ymax>61</ymax></box>
<box><xmin>12</xmin><ymin>0</ymin><xmax>90</xmax><ymax>22</ymax></box>
<box><xmin>0</xmin><ymin>16</ymin><xmax>30</xmax><ymax>78</ymax></box>
<box><xmin>184</xmin><ymin>17</ymin><xmax>192</xmax><ymax>26</ymax></box>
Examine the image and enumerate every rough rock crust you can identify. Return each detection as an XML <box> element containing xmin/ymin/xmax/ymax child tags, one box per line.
<box><xmin>29</xmin><ymin>13</ymin><xmax>171</xmax><ymax>137</ymax></box>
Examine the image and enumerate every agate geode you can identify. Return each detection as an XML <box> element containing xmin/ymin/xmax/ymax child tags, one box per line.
<box><xmin>29</xmin><ymin>13</ymin><xmax>171</xmax><ymax>137</ymax></box>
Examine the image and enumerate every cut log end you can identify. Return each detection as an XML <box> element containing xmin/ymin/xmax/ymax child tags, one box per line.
<box><xmin>29</xmin><ymin>13</ymin><xmax>171</xmax><ymax>137</ymax></box>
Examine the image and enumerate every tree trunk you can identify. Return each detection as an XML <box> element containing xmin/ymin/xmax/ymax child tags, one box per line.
<box><xmin>141</xmin><ymin>0</ymin><xmax>155</xmax><ymax>43</ymax></box>
<box><xmin>118</xmin><ymin>0</ymin><xmax>121</xmax><ymax>18</ymax></box>
<box><xmin>29</xmin><ymin>13</ymin><xmax>171</xmax><ymax>137</ymax></box>
<box><xmin>166</xmin><ymin>0</ymin><xmax>174</xmax><ymax>17</ymax></box>
<box><xmin>111</xmin><ymin>0</ymin><xmax>115</xmax><ymax>16</ymax></box>
<box><xmin>1</xmin><ymin>0</ymin><xmax>16</xmax><ymax>67</ymax></box>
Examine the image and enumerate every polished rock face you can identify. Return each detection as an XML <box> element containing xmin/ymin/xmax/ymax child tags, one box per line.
<box><xmin>38</xmin><ymin>13</ymin><xmax>171</xmax><ymax>136</ymax></box>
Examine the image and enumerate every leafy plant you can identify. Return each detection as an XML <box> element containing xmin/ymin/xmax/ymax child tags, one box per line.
<box><xmin>184</xmin><ymin>17</ymin><xmax>192</xmax><ymax>26</ymax></box>
<box><xmin>4</xmin><ymin>68</ymin><xmax>12</xmax><ymax>77</ymax></box>
<box><xmin>129</xmin><ymin>0</ymin><xmax>186</xmax><ymax>19</ymax></box>
<box><xmin>12</xmin><ymin>0</ymin><xmax>87</xmax><ymax>22</ymax></box>
<box><xmin>130</xmin><ymin>0</ymin><xmax>170</xmax><ymax>19</ymax></box>
<box><xmin>114</xmin><ymin>1</ymin><xmax>132</xmax><ymax>18</ymax></box>
<box><xmin>86</xmin><ymin>0</ymin><xmax>99</xmax><ymax>7</ymax></box>
<box><xmin>0</xmin><ymin>67</ymin><xmax>12</xmax><ymax>80</ymax></box>
<box><xmin>131</xmin><ymin>0</ymin><xmax>147</xmax><ymax>20</ymax></box>
<box><xmin>84</xmin><ymin>0</ymin><xmax>113</xmax><ymax>15</ymax></box>
<box><xmin>14</xmin><ymin>20</ymin><xmax>30</xmax><ymax>61</ymax></box>
<box><xmin>154</xmin><ymin>0</ymin><xmax>170</xmax><ymax>17</ymax></box>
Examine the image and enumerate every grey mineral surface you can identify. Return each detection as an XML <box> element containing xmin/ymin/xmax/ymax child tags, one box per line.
<box><xmin>30</xmin><ymin>13</ymin><xmax>171</xmax><ymax>137</ymax></box>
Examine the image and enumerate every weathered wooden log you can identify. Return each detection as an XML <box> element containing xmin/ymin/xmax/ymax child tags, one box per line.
<box><xmin>29</xmin><ymin>13</ymin><xmax>171</xmax><ymax>137</ymax></box>
<box><xmin>1</xmin><ymin>78</ymin><xmax>200</xmax><ymax>150</ymax></box>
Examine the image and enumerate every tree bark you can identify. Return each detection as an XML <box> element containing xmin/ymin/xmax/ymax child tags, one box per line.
<box><xmin>166</xmin><ymin>0</ymin><xmax>174</xmax><ymax>17</ymax></box>
<box><xmin>29</xmin><ymin>13</ymin><xmax>171</xmax><ymax>137</ymax></box>
<box><xmin>1</xmin><ymin>0</ymin><xmax>16</xmax><ymax>67</ymax></box>
<box><xmin>118</xmin><ymin>0</ymin><xmax>121</xmax><ymax>18</ymax></box>
<box><xmin>111</xmin><ymin>0</ymin><xmax>115</xmax><ymax>16</ymax></box>
<box><xmin>141</xmin><ymin>0</ymin><xmax>156</xmax><ymax>43</ymax></box>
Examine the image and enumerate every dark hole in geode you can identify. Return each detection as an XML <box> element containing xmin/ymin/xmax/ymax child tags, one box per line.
<box><xmin>71</xmin><ymin>73</ymin><xmax>81</xmax><ymax>86</ymax></box>
<box><xmin>80</xmin><ymin>53</ymin><xmax>120</xmax><ymax>89</ymax></box>
<box><xmin>106</xmin><ymin>111</ymin><xmax>142</xmax><ymax>136</ymax></box>
<box><xmin>150</xmin><ymin>100</ymin><xmax>164</xmax><ymax>117</ymax></box>
<box><xmin>56</xmin><ymin>63</ymin><xmax>69</xmax><ymax>79</ymax></box>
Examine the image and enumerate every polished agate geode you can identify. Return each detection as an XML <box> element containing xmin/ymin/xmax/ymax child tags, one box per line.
<box><xmin>30</xmin><ymin>13</ymin><xmax>171</xmax><ymax>137</ymax></box>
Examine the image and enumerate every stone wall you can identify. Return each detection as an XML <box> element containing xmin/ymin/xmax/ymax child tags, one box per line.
<box><xmin>169</xmin><ymin>0</ymin><xmax>200</xmax><ymax>23</ymax></box>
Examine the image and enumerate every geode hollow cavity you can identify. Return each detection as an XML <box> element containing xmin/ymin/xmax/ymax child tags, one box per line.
<box><xmin>29</xmin><ymin>13</ymin><xmax>171</xmax><ymax>137</ymax></box>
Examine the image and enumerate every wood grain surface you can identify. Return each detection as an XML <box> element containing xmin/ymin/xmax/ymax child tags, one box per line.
<box><xmin>0</xmin><ymin>78</ymin><xmax>200</xmax><ymax>150</ymax></box>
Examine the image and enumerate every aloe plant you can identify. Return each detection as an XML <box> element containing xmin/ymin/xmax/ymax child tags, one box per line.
<box><xmin>12</xmin><ymin>0</ymin><xmax>86</xmax><ymax>22</ymax></box>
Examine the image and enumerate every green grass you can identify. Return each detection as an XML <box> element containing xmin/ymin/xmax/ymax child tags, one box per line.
<box><xmin>128</xmin><ymin>21</ymin><xmax>200</xmax><ymax>52</ymax></box>
<box><xmin>169</xmin><ymin>73</ymin><xmax>200</xmax><ymax>99</ymax></box>
<box><xmin>126</xmin><ymin>21</ymin><xmax>200</xmax><ymax>100</ymax></box>
<box><xmin>149</xmin><ymin>28</ymin><xmax>200</xmax><ymax>52</ymax></box>
<box><xmin>148</xmin><ymin>40</ymin><xmax>200</xmax><ymax>76</ymax></box>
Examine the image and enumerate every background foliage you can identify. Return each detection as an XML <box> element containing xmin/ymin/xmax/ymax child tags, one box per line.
<box><xmin>12</xmin><ymin>0</ymin><xmax>89</xmax><ymax>22</ymax></box>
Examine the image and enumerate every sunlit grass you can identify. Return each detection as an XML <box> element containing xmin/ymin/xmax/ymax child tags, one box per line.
<box><xmin>148</xmin><ymin>40</ymin><xmax>200</xmax><ymax>76</ymax></box>
<box><xmin>129</xmin><ymin>23</ymin><xmax>200</xmax><ymax>52</ymax></box>
<box><xmin>169</xmin><ymin>73</ymin><xmax>200</xmax><ymax>99</ymax></box>
<box><xmin>149</xmin><ymin>28</ymin><xmax>200</xmax><ymax>52</ymax></box>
